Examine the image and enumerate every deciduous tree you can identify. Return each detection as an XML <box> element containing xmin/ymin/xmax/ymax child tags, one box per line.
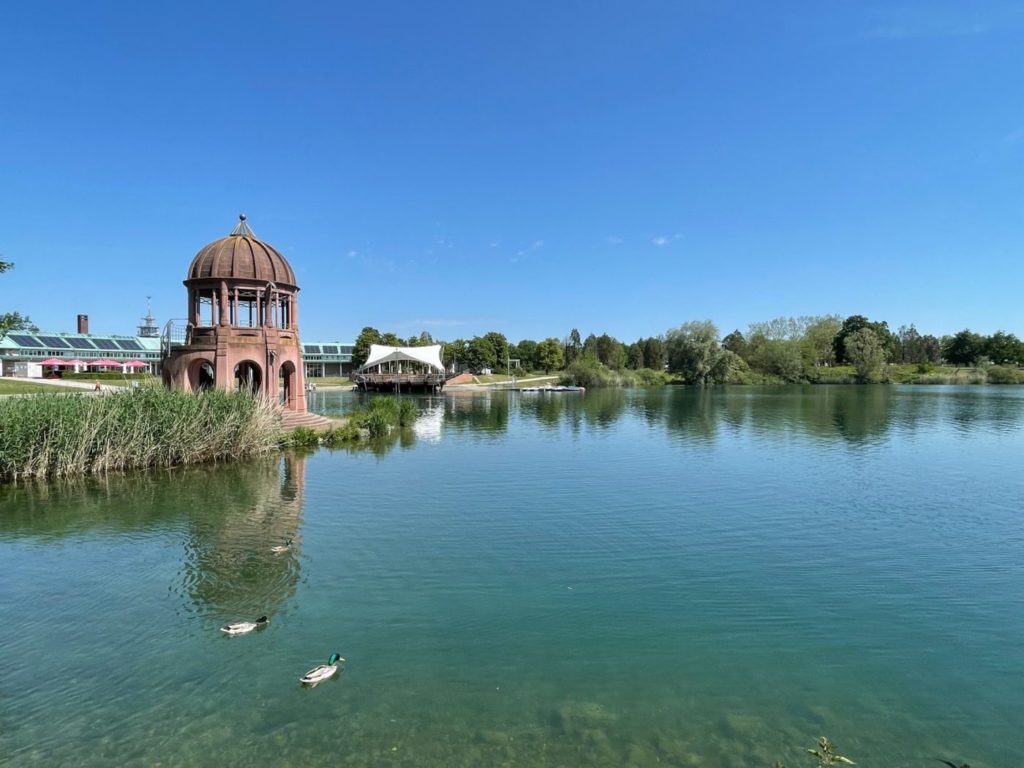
<box><xmin>844</xmin><ymin>327</ymin><xmax>887</xmax><ymax>382</ymax></box>
<box><xmin>466</xmin><ymin>336</ymin><xmax>497</xmax><ymax>372</ymax></box>
<box><xmin>352</xmin><ymin>327</ymin><xmax>382</xmax><ymax>369</ymax></box>
<box><xmin>665</xmin><ymin>320</ymin><xmax>737</xmax><ymax>385</ymax></box>
<box><xmin>943</xmin><ymin>329</ymin><xmax>984</xmax><ymax>366</ymax></box>
<box><xmin>834</xmin><ymin>315</ymin><xmax>894</xmax><ymax>364</ymax></box>
<box><xmin>483</xmin><ymin>331</ymin><xmax>508</xmax><ymax>369</ymax></box>
<box><xmin>537</xmin><ymin>337</ymin><xmax>564</xmax><ymax>373</ymax></box>
<box><xmin>985</xmin><ymin>331</ymin><xmax>1023</xmax><ymax>365</ymax></box>
<box><xmin>642</xmin><ymin>336</ymin><xmax>665</xmax><ymax>369</ymax></box>
<box><xmin>801</xmin><ymin>315</ymin><xmax>841</xmax><ymax>368</ymax></box>
<box><xmin>513</xmin><ymin>339</ymin><xmax>539</xmax><ymax>371</ymax></box>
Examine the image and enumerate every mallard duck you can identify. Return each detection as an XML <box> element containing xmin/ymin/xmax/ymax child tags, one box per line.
<box><xmin>270</xmin><ymin>538</ymin><xmax>294</xmax><ymax>554</ymax></box>
<box><xmin>300</xmin><ymin>652</ymin><xmax>345</xmax><ymax>686</ymax></box>
<box><xmin>220</xmin><ymin>616</ymin><xmax>269</xmax><ymax>636</ymax></box>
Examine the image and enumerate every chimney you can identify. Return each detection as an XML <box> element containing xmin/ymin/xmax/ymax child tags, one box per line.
<box><xmin>77</xmin><ymin>314</ymin><xmax>89</xmax><ymax>334</ymax></box>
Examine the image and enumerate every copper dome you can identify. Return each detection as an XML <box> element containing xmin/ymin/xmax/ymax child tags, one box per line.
<box><xmin>186</xmin><ymin>215</ymin><xmax>298</xmax><ymax>288</ymax></box>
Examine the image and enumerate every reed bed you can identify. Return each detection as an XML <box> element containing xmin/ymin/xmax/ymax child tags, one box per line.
<box><xmin>283</xmin><ymin>396</ymin><xmax>418</xmax><ymax>449</ymax></box>
<box><xmin>0</xmin><ymin>389</ymin><xmax>282</xmax><ymax>482</ymax></box>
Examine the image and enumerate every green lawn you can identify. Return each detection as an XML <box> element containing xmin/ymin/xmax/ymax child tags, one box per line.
<box><xmin>471</xmin><ymin>373</ymin><xmax>559</xmax><ymax>384</ymax></box>
<box><xmin>814</xmin><ymin>364</ymin><xmax>992</xmax><ymax>384</ymax></box>
<box><xmin>0</xmin><ymin>379</ymin><xmax>61</xmax><ymax>395</ymax></box>
<box><xmin>305</xmin><ymin>376</ymin><xmax>353</xmax><ymax>388</ymax></box>
<box><xmin>97</xmin><ymin>377</ymin><xmax>162</xmax><ymax>388</ymax></box>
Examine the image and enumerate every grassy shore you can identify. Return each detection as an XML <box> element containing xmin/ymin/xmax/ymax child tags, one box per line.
<box><xmin>0</xmin><ymin>388</ymin><xmax>281</xmax><ymax>483</ymax></box>
<box><xmin>283</xmin><ymin>396</ymin><xmax>417</xmax><ymax>448</ymax></box>
<box><xmin>306</xmin><ymin>375</ymin><xmax>353</xmax><ymax>388</ymax></box>
<box><xmin>0</xmin><ymin>379</ymin><xmax>59</xmax><ymax>395</ymax></box>
<box><xmin>811</xmin><ymin>363</ymin><xmax>1021</xmax><ymax>384</ymax></box>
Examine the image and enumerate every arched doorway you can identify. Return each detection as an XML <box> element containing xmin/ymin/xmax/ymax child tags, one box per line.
<box><xmin>187</xmin><ymin>358</ymin><xmax>216</xmax><ymax>392</ymax></box>
<box><xmin>234</xmin><ymin>360</ymin><xmax>262</xmax><ymax>394</ymax></box>
<box><xmin>279</xmin><ymin>360</ymin><xmax>298</xmax><ymax>410</ymax></box>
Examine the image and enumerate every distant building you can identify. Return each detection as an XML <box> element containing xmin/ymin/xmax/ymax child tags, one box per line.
<box><xmin>301</xmin><ymin>342</ymin><xmax>355</xmax><ymax>378</ymax></box>
<box><xmin>0</xmin><ymin>322</ymin><xmax>162</xmax><ymax>378</ymax></box>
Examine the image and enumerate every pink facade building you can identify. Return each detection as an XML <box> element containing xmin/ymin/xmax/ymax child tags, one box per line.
<box><xmin>163</xmin><ymin>215</ymin><xmax>306</xmax><ymax>413</ymax></box>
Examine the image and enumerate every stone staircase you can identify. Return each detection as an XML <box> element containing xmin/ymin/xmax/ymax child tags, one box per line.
<box><xmin>279</xmin><ymin>409</ymin><xmax>336</xmax><ymax>431</ymax></box>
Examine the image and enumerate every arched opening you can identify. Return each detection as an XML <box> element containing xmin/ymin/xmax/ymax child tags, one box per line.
<box><xmin>279</xmin><ymin>361</ymin><xmax>297</xmax><ymax>410</ymax></box>
<box><xmin>234</xmin><ymin>360</ymin><xmax>262</xmax><ymax>394</ymax></box>
<box><xmin>186</xmin><ymin>358</ymin><xmax>216</xmax><ymax>392</ymax></box>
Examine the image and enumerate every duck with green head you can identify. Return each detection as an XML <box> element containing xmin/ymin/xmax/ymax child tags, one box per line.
<box><xmin>300</xmin><ymin>652</ymin><xmax>345</xmax><ymax>686</ymax></box>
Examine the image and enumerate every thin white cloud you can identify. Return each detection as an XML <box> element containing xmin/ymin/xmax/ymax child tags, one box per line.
<box><xmin>863</xmin><ymin>23</ymin><xmax>987</xmax><ymax>39</ymax></box>
<box><xmin>861</xmin><ymin>7</ymin><xmax>993</xmax><ymax>41</ymax></box>
<box><xmin>1003</xmin><ymin>126</ymin><xmax>1024</xmax><ymax>146</ymax></box>
<box><xmin>606</xmin><ymin>236</ymin><xmax>623</xmax><ymax>245</ymax></box>
<box><xmin>512</xmin><ymin>239</ymin><xmax>544</xmax><ymax>262</ymax></box>
<box><xmin>345</xmin><ymin>248</ymin><xmax>395</xmax><ymax>273</ymax></box>
<box><xmin>407</xmin><ymin>318</ymin><xmax>471</xmax><ymax>327</ymax></box>
<box><xmin>652</xmin><ymin>236</ymin><xmax>669</xmax><ymax>247</ymax></box>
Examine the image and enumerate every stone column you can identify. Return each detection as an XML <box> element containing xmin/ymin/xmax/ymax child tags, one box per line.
<box><xmin>219</xmin><ymin>281</ymin><xmax>229</xmax><ymax>326</ymax></box>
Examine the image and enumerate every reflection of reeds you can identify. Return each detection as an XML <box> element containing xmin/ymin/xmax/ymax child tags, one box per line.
<box><xmin>0</xmin><ymin>389</ymin><xmax>281</xmax><ymax>482</ymax></box>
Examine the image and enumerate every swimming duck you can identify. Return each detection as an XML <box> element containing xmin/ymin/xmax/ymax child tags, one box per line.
<box><xmin>270</xmin><ymin>538</ymin><xmax>294</xmax><ymax>554</ymax></box>
<box><xmin>300</xmin><ymin>653</ymin><xmax>345</xmax><ymax>686</ymax></box>
<box><xmin>220</xmin><ymin>616</ymin><xmax>269</xmax><ymax>636</ymax></box>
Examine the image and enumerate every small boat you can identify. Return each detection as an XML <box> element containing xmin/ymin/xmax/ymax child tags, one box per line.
<box><xmin>220</xmin><ymin>616</ymin><xmax>269</xmax><ymax>636</ymax></box>
<box><xmin>300</xmin><ymin>652</ymin><xmax>345</xmax><ymax>686</ymax></box>
<box><xmin>519</xmin><ymin>385</ymin><xmax>585</xmax><ymax>393</ymax></box>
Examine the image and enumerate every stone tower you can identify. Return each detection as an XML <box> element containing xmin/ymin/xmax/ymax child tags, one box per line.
<box><xmin>163</xmin><ymin>215</ymin><xmax>306</xmax><ymax>412</ymax></box>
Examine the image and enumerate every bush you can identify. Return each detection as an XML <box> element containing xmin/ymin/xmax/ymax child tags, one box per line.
<box><xmin>288</xmin><ymin>426</ymin><xmax>320</xmax><ymax>447</ymax></box>
<box><xmin>561</xmin><ymin>357</ymin><xmax>610</xmax><ymax>387</ymax></box>
<box><xmin>629</xmin><ymin>368</ymin><xmax>670</xmax><ymax>387</ymax></box>
<box><xmin>986</xmin><ymin>365</ymin><xmax>1024</xmax><ymax>384</ymax></box>
<box><xmin>339</xmin><ymin>396</ymin><xmax>418</xmax><ymax>439</ymax></box>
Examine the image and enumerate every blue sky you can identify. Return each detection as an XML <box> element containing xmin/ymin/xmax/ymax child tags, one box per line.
<box><xmin>2</xmin><ymin>1</ymin><xmax>1022</xmax><ymax>343</ymax></box>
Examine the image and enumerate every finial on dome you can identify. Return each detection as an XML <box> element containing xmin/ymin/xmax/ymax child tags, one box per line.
<box><xmin>230</xmin><ymin>213</ymin><xmax>255</xmax><ymax>237</ymax></box>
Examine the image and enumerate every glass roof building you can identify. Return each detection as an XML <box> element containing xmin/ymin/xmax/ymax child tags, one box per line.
<box><xmin>302</xmin><ymin>342</ymin><xmax>355</xmax><ymax>377</ymax></box>
<box><xmin>1</xmin><ymin>326</ymin><xmax>355</xmax><ymax>380</ymax></box>
<box><xmin>0</xmin><ymin>331</ymin><xmax>162</xmax><ymax>377</ymax></box>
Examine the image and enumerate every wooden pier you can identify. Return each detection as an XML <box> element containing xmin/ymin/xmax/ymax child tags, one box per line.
<box><xmin>353</xmin><ymin>372</ymin><xmax>448</xmax><ymax>393</ymax></box>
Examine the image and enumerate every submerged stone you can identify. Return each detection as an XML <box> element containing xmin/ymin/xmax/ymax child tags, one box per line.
<box><xmin>476</xmin><ymin>729</ymin><xmax>511</xmax><ymax>745</ymax></box>
<box><xmin>551</xmin><ymin>700</ymin><xmax>617</xmax><ymax>735</ymax></box>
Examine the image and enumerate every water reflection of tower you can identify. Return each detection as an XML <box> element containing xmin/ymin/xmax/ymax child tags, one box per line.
<box><xmin>176</xmin><ymin>454</ymin><xmax>307</xmax><ymax>621</ymax></box>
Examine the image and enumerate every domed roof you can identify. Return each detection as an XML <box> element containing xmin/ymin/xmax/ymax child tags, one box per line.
<box><xmin>186</xmin><ymin>215</ymin><xmax>297</xmax><ymax>288</ymax></box>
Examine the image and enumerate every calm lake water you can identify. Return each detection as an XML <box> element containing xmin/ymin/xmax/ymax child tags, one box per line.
<box><xmin>1</xmin><ymin>386</ymin><xmax>1021</xmax><ymax>767</ymax></box>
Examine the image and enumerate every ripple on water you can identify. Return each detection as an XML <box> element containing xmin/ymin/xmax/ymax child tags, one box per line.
<box><xmin>2</xmin><ymin>388</ymin><xmax>1023</xmax><ymax>767</ymax></box>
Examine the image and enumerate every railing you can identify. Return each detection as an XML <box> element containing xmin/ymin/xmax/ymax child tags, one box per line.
<box><xmin>353</xmin><ymin>372</ymin><xmax>447</xmax><ymax>389</ymax></box>
<box><xmin>161</xmin><ymin>319</ymin><xmax>189</xmax><ymax>358</ymax></box>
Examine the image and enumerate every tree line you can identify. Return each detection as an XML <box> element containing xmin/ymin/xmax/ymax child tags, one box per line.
<box><xmin>352</xmin><ymin>315</ymin><xmax>1024</xmax><ymax>386</ymax></box>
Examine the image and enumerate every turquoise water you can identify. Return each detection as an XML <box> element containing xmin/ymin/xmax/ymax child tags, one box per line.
<box><xmin>1</xmin><ymin>386</ymin><xmax>1022</xmax><ymax>767</ymax></box>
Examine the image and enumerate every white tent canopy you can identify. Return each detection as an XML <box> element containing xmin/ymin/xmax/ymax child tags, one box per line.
<box><xmin>358</xmin><ymin>344</ymin><xmax>445</xmax><ymax>373</ymax></box>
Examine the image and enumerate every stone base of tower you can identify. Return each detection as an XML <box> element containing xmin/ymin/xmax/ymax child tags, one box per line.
<box><xmin>164</xmin><ymin>327</ymin><xmax>307</xmax><ymax>413</ymax></box>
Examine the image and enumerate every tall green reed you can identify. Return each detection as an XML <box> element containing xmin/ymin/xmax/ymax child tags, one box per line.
<box><xmin>0</xmin><ymin>389</ymin><xmax>281</xmax><ymax>482</ymax></box>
